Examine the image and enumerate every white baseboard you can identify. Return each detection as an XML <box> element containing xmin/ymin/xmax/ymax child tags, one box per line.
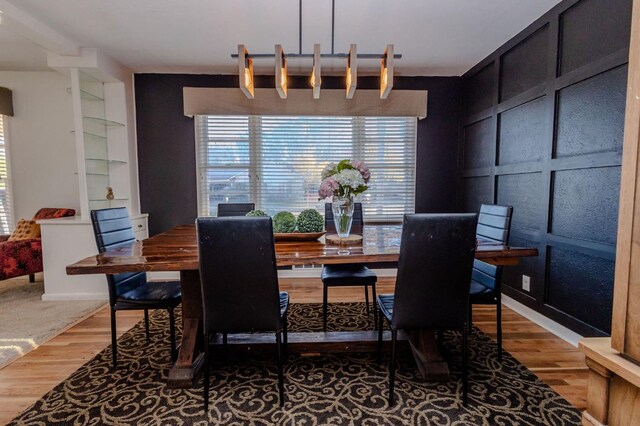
<box><xmin>502</xmin><ymin>294</ymin><xmax>583</xmax><ymax>347</ymax></box>
<box><xmin>277</xmin><ymin>268</ymin><xmax>398</xmax><ymax>278</ymax></box>
<box><xmin>42</xmin><ymin>292</ymin><xmax>108</xmax><ymax>301</ymax></box>
<box><xmin>147</xmin><ymin>271</ymin><xmax>181</xmax><ymax>281</ymax></box>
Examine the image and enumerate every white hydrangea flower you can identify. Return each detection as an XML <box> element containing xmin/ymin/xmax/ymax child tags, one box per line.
<box><xmin>334</xmin><ymin>168</ymin><xmax>365</xmax><ymax>190</ymax></box>
<box><xmin>321</xmin><ymin>163</ymin><xmax>337</xmax><ymax>180</ymax></box>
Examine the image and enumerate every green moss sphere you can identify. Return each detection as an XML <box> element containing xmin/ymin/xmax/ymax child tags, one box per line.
<box><xmin>273</xmin><ymin>211</ymin><xmax>296</xmax><ymax>233</ymax></box>
<box><xmin>245</xmin><ymin>209</ymin><xmax>268</xmax><ymax>217</ymax></box>
<box><xmin>296</xmin><ymin>209</ymin><xmax>324</xmax><ymax>233</ymax></box>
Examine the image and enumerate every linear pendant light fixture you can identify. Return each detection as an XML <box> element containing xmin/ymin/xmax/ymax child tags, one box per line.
<box><xmin>238</xmin><ymin>45</ymin><xmax>254</xmax><ymax>99</ymax></box>
<box><xmin>275</xmin><ymin>44</ymin><xmax>287</xmax><ymax>99</ymax></box>
<box><xmin>346</xmin><ymin>44</ymin><xmax>357</xmax><ymax>99</ymax></box>
<box><xmin>232</xmin><ymin>1</ymin><xmax>400</xmax><ymax>100</ymax></box>
<box><xmin>311</xmin><ymin>44</ymin><xmax>321</xmax><ymax>99</ymax></box>
<box><xmin>380</xmin><ymin>44</ymin><xmax>394</xmax><ymax>99</ymax></box>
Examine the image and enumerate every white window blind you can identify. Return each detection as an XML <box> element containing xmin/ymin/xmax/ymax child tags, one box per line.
<box><xmin>196</xmin><ymin>115</ymin><xmax>416</xmax><ymax>222</ymax></box>
<box><xmin>0</xmin><ymin>116</ymin><xmax>14</xmax><ymax>233</ymax></box>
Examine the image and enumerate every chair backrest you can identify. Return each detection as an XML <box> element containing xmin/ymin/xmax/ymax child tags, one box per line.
<box><xmin>197</xmin><ymin>216</ymin><xmax>282</xmax><ymax>334</ymax></box>
<box><xmin>90</xmin><ymin>207</ymin><xmax>146</xmax><ymax>305</ymax></box>
<box><xmin>324</xmin><ymin>202</ymin><xmax>364</xmax><ymax>234</ymax></box>
<box><xmin>217</xmin><ymin>203</ymin><xmax>255</xmax><ymax>217</ymax></box>
<box><xmin>476</xmin><ymin>204</ymin><xmax>512</xmax><ymax>245</ymax></box>
<box><xmin>392</xmin><ymin>214</ymin><xmax>478</xmax><ymax>330</ymax></box>
<box><xmin>472</xmin><ymin>204</ymin><xmax>513</xmax><ymax>292</ymax></box>
<box><xmin>33</xmin><ymin>208</ymin><xmax>76</xmax><ymax>220</ymax></box>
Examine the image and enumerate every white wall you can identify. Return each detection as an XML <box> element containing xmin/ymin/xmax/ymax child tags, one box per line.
<box><xmin>0</xmin><ymin>71</ymin><xmax>79</xmax><ymax>221</ymax></box>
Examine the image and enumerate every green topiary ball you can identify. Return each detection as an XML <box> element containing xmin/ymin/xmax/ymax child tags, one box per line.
<box><xmin>245</xmin><ymin>209</ymin><xmax>267</xmax><ymax>217</ymax></box>
<box><xmin>273</xmin><ymin>211</ymin><xmax>296</xmax><ymax>233</ymax></box>
<box><xmin>296</xmin><ymin>209</ymin><xmax>324</xmax><ymax>233</ymax></box>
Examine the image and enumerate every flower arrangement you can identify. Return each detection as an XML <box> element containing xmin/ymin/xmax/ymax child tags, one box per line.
<box><xmin>318</xmin><ymin>159</ymin><xmax>370</xmax><ymax>200</ymax></box>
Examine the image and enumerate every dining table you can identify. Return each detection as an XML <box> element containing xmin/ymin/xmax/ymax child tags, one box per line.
<box><xmin>66</xmin><ymin>223</ymin><xmax>538</xmax><ymax>388</ymax></box>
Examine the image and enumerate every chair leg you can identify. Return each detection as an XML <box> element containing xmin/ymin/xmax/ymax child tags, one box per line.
<box><xmin>364</xmin><ymin>285</ymin><xmax>370</xmax><ymax>314</ymax></box>
<box><xmin>323</xmin><ymin>284</ymin><xmax>329</xmax><ymax>332</ymax></box>
<box><xmin>169</xmin><ymin>308</ymin><xmax>177</xmax><ymax>362</ymax></box>
<box><xmin>372</xmin><ymin>284</ymin><xmax>378</xmax><ymax>331</ymax></box>
<box><xmin>203</xmin><ymin>333</ymin><xmax>210</xmax><ymax>413</ymax></box>
<box><xmin>496</xmin><ymin>301</ymin><xmax>503</xmax><ymax>362</ymax></box>
<box><xmin>389</xmin><ymin>329</ymin><xmax>398</xmax><ymax>405</ymax></box>
<box><xmin>28</xmin><ymin>274</ymin><xmax>35</xmax><ymax>283</ymax></box>
<box><xmin>276</xmin><ymin>331</ymin><xmax>285</xmax><ymax>407</ymax></box>
<box><xmin>462</xmin><ymin>325</ymin><xmax>469</xmax><ymax>406</ymax></box>
<box><xmin>144</xmin><ymin>309</ymin><xmax>150</xmax><ymax>341</ymax></box>
<box><xmin>110</xmin><ymin>308</ymin><xmax>118</xmax><ymax>370</ymax></box>
<box><xmin>282</xmin><ymin>313</ymin><xmax>288</xmax><ymax>358</ymax></box>
<box><xmin>377</xmin><ymin>309</ymin><xmax>384</xmax><ymax>362</ymax></box>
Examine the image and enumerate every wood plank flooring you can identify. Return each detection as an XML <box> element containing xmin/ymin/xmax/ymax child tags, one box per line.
<box><xmin>0</xmin><ymin>276</ymin><xmax>587</xmax><ymax>424</ymax></box>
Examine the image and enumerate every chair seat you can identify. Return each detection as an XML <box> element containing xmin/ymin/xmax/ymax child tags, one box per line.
<box><xmin>279</xmin><ymin>291</ymin><xmax>289</xmax><ymax>316</ymax></box>
<box><xmin>469</xmin><ymin>280</ymin><xmax>496</xmax><ymax>304</ymax></box>
<box><xmin>377</xmin><ymin>294</ymin><xmax>394</xmax><ymax>321</ymax></box>
<box><xmin>115</xmin><ymin>280</ymin><xmax>182</xmax><ymax>308</ymax></box>
<box><xmin>321</xmin><ymin>265</ymin><xmax>377</xmax><ymax>286</ymax></box>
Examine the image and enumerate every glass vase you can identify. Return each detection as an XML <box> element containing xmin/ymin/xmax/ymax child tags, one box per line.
<box><xmin>332</xmin><ymin>195</ymin><xmax>355</xmax><ymax>238</ymax></box>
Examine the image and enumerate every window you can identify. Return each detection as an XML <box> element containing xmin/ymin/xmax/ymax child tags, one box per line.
<box><xmin>0</xmin><ymin>116</ymin><xmax>13</xmax><ymax>233</ymax></box>
<box><xmin>196</xmin><ymin>115</ymin><xmax>416</xmax><ymax>222</ymax></box>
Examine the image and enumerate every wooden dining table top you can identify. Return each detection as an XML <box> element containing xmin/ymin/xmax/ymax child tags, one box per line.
<box><xmin>66</xmin><ymin>223</ymin><xmax>538</xmax><ymax>275</ymax></box>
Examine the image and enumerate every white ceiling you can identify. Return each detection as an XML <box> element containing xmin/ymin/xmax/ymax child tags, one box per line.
<box><xmin>0</xmin><ymin>23</ymin><xmax>48</xmax><ymax>71</ymax></box>
<box><xmin>0</xmin><ymin>0</ymin><xmax>561</xmax><ymax>76</ymax></box>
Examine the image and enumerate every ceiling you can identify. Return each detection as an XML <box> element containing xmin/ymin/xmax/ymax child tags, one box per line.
<box><xmin>0</xmin><ymin>0</ymin><xmax>561</xmax><ymax>76</ymax></box>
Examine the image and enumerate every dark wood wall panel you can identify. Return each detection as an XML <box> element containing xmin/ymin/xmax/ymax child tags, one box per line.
<box><xmin>462</xmin><ymin>177</ymin><xmax>492</xmax><ymax>212</ymax></box>
<box><xmin>547</xmin><ymin>246</ymin><xmax>615</xmax><ymax>333</ymax></box>
<box><xmin>459</xmin><ymin>0</ymin><xmax>630</xmax><ymax>336</ymax></box>
<box><xmin>498</xmin><ymin>97</ymin><xmax>547</xmax><ymax>165</ymax></box>
<box><xmin>463</xmin><ymin>119</ymin><xmax>494</xmax><ymax>169</ymax></box>
<box><xmin>555</xmin><ymin>65</ymin><xmax>627</xmax><ymax>157</ymax></box>
<box><xmin>496</xmin><ymin>173</ymin><xmax>543</xmax><ymax>232</ymax></box>
<box><xmin>500</xmin><ymin>26</ymin><xmax>549</xmax><ymax>101</ymax></box>
<box><xmin>559</xmin><ymin>0</ymin><xmax>632</xmax><ymax>75</ymax></box>
<box><xmin>551</xmin><ymin>167</ymin><xmax>621</xmax><ymax>245</ymax></box>
<box><xmin>464</xmin><ymin>64</ymin><xmax>495</xmax><ymax>116</ymax></box>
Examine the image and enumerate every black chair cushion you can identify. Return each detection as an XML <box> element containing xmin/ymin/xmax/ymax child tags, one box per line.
<box><xmin>377</xmin><ymin>294</ymin><xmax>394</xmax><ymax>322</ymax></box>
<box><xmin>469</xmin><ymin>280</ymin><xmax>496</xmax><ymax>304</ymax></box>
<box><xmin>279</xmin><ymin>291</ymin><xmax>289</xmax><ymax>316</ymax></box>
<box><xmin>115</xmin><ymin>280</ymin><xmax>182</xmax><ymax>308</ymax></box>
<box><xmin>321</xmin><ymin>265</ymin><xmax>377</xmax><ymax>286</ymax></box>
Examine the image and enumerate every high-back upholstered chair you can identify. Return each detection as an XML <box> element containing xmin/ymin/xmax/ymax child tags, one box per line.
<box><xmin>91</xmin><ymin>207</ymin><xmax>181</xmax><ymax>369</ymax></box>
<box><xmin>196</xmin><ymin>216</ymin><xmax>289</xmax><ymax>410</ymax></box>
<box><xmin>0</xmin><ymin>207</ymin><xmax>75</xmax><ymax>282</ymax></box>
<box><xmin>377</xmin><ymin>213</ymin><xmax>478</xmax><ymax>405</ymax></box>
<box><xmin>322</xmin><ymin>202</ymin><xmax>377</xmax><ymax>331</ymax></box>
<box><xmin>469</xmin><ymin>204</ymin><xmax>513</xmax><ymax>361</ymax></box>
<box><xmin>217</xmin><ymin>203</ymin><xmax>255</xmax><ymax>217</ymax></box>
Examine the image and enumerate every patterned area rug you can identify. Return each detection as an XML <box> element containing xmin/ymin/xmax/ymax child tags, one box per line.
<box><xmin>9</xmin><ymin>303</ymin><xmax>581</xmax><ymax>425</ymax></box>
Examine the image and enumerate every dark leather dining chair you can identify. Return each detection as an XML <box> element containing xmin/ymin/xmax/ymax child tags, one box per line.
<box><xmin>322</xmin><ymin>203</ymin><xmax>377</xmax><ymax>331</ymax></box>
<box><xmin>197</xmin><ymin>216</ymin><xmax>289</xmax><ymax>410</ymax></box>
<box><xmin>469</xmin><ymin>204</ymin><xmax>513</xmax><ymax>361</ymax></box>
<box><xmin>90</xmin><ymin>207</ymin><xmax>181</xmax><ymax>369</ymax></box>
<box><xmin>377</xmin><ymin>213</ymin><xmax>478</xmax><ymax>405</ymax></box>
<box><xmin>217</xmin><ymin>202</ymin><xmax>255</xmax><ymax>217</ymax></box>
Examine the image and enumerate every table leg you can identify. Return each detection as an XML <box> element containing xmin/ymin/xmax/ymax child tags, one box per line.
<box><xmin>406</xmin><ymin>330</ymin><xmax>450</xmax><ymax>381</ymax></box>
<box><xmin>167</xmin><ymin>270</ymin><xmax>204</xmax><ymax>388</ymax></box>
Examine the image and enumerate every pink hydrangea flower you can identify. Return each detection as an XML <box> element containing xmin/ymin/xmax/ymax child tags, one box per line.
<box><xmin>352</xmin><ymin>160</ymin><xmax>371</xmax><ymax>183</ymax></box>
<box><xmin>318</xmin><ymin>177</ymin><xmax>339</xmax><ymax>199</ymax></box>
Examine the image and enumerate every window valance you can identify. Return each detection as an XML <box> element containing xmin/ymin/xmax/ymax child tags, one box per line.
<box><xmin>0</xmin><ymin>87</ymin><xmax>13</xmax><ymax>117</ymax></box>
<box><xmin>183</xmin><ymin>88</ymin><xmax>427</xmax><ymax>119</ymax></box>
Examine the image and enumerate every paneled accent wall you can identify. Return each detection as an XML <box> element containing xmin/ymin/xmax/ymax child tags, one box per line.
<box><xmin>459</xmin><ymin>0</ymin><xmax>631</xmax><ymax>336</ymax></box>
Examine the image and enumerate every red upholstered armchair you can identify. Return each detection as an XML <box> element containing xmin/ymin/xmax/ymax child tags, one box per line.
<box><xmin>0</xmin><ymin>208</ymin><xmax>76</xmax><ymax>281</ymax></box>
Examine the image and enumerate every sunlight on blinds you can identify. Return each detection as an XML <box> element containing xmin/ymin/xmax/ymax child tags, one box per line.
<box><xmin>0</xmin><ymin>116</ymin><xmax>13</xmax><ymax>233</ymax></box>
<box><xmin>196</xmin><ymin>115</ymin><xmax>416</xmax><ymax>222</ymax></box>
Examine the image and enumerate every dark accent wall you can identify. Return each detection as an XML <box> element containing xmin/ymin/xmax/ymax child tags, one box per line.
<box><xmin>459</xmin><ymin>0</ymin><xmax>631</xmax><ymax>336</ymax></box>
<box><xmin>135</xmin><ymin>74</ymin><xmax>462</xmax><ymax>236</ymax></box>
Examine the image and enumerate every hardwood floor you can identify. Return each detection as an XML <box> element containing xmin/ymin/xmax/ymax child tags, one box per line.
<box><xmin>0</xmin><ymin>276</ymin><xmax>587</xmax><ymax>424</ymax></box>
